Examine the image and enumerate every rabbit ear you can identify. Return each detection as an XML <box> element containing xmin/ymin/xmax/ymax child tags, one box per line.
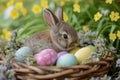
<box><xmin>43</xmin><ymin>9</ymin><xmax>59</xmax><ymax>27</ymax></box>
<box><xmin>55</xmin><ymin>6</ymin><xmax>63</xmax><ymax>21</ymax></box>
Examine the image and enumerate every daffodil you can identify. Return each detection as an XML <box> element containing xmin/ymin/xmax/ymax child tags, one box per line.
<box><xmin>63</xmin><ymin>12</ymin><xmax>68</xmax><ymax>21</ymax></box>
<box><xmin>21</xmin><ymin>8</ymin><xmax>27</xmax><ymax>16</ymax></box>
<box><xmin>105</xmin><ymin>0</ymin><xmax>112</xmax><ymax>4</ymax></box>
<box><xmin>109</xmin><ymin>33</ymin><xmax>116</xmax><ymax>41</ymax></box>
<box><xmin>94</xmin><ymin>12</ymin><xmax>102</xmax><ymax>22</ymax></box>
<box><xmin>40</xmin><ymin>0</ymin><xmax>48</xmax><ymax>8</ymax></box>
<box><xmin>109</xmin><ymin>11</ymin><xmax>120</xmax><ymax>21</ymax></box>
<box><xmin>7</xmin><ymin>0</ymin><xmax>14</xmax><ymax>7</ymax></box>
<box><xmin>11</xmin><ymin>9</ymin><xmax>19</xmax><ymax>19</ymax></box>
<box><xmin>83</xmin><ymin>26</ymin><xmax>89</xmax><ymax>32</ymax></box>
<box><xmin>15</xmin><ymin>2</ymin><xmax>23</xmax><ymax>9</ymax></box>
<box><xmin>73</xmin><ymin>3</ymin><xmax>80</xmax><ymax>13</ymax></box>
<box><xmin>32</xmin><ymin>4</ymin><xmax>41</xmax><ymax>14</ymax></box>
<box><xmin>0</xmin><ymin>28</ymin><xmax>12</xmax><ymax>41</ymax></box>
<box><xmin>117</xmin><ymin>31</ymin><xmax>120</xmax><ymax>39</ymax></box>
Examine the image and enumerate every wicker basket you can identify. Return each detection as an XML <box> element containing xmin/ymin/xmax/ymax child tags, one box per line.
<box><xmin>0</xmin><ymin>51</ymin><xmax>114</xmax><ymax>80</ymax></box>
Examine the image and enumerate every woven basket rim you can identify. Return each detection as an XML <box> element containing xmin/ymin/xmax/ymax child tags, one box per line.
<box><xmin>0</xmin><ymin>51</ymin><xmax>114</xmax><ymax>80</ymax></box>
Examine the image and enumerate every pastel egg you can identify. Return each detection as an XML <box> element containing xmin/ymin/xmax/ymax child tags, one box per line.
<box><xmin>75</xmin><ymin>45</ymin><xmax>96</xmax><ymax>64</ymax></box>
<box><xmin>56</xmin><ymin>54</ymin><xmax>78</xmax><ymax>67</ymax></box>
<box><xmin>35</xmin><ymin>49</ymin><xmax>57</xmax><ymax>66</ymax></box>
<box><xmin>57</xmin><ymin>51</ymin><xmax>68</xmax><ymax>58</ymax></box>
<box><xmin>69</xmin><ymin>47</ymin><xmax>80</xmax><ymax>54</ymax></box>
<box><xmin>14</xmin><ymin>46</ymin><xmax>33</xmax><ymax>62</ymax></box>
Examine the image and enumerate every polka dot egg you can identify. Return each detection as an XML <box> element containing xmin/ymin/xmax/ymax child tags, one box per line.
<box><xmin>35</xmin><ymin>49</ymin><xmax>57</xmax><ymax>66</ymax></box>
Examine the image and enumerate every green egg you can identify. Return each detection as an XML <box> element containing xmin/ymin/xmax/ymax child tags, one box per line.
<box><xmin>14</xmin><ymin>46</ymin><xmax>33</xmax><ymax>62</ymax></box>
<box><xmin>56</xmin><ymin>54</ymin><xmax>78</xmax><ymax>67</ymax></box>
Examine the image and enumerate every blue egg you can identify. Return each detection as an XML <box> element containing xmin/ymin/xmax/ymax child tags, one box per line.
<box><xmin>14</xmin><ymin>46</ymin><xmax>33</xmax><ymax>62</ymax></box>
<box><xmin>56</xmin><ymin>54</ymin><xmax>78</xmax><ymax>67</ymax></box>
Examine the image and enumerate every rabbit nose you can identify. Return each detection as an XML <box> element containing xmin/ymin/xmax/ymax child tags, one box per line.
<box><xmin>69</xmin><ymin>40</ymin><xmax>78</xmax><ymax>47</ymax></box>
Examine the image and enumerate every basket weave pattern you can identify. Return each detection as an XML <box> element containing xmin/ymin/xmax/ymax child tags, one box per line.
<box><xmin>0</xmin><ymin>52</ymin><xmax>114</xmax><ymax>80</ymax></box>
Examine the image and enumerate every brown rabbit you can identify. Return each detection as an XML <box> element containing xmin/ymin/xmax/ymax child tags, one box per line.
<box><xmin>24</xmin><ymin>7</ymin><xmax>78</xmax><ymax>54</ymax></box>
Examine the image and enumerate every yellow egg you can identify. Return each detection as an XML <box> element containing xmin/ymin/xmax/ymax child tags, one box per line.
<box><xmin>74</xmin><ymin>45</ymin><xmax>96</xmax><ymax>64</ymax></box>
<box><xmin>69</xmin><ymin>47</ymin><xmax>80</xmax><ymax>54</ymax></box>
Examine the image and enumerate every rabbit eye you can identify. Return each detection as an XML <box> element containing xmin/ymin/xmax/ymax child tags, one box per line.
<box><xmin>63</xmin><ymin>34</ymin><xmax>68</xmax><ymax>39</ymax></box>
<box><xmin>61</xmin><ymin>31</ymin><xmax>68</xmax><ymax>39</ymax></box>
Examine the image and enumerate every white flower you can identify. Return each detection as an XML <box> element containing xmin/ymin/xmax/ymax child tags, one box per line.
<box><xmin>101</xmin><ymin>9</ymin><xmax>109</xmax><ymax>16</ymax></box>
<box><xmin>4</xmin><ymin>5</ymin><xmax>14</xmax><ymax>19</ymax></box>
<box><xmin>116</xmin><ymin>59</ymin><xmax>120</xmax><ymax>67</ymax></box>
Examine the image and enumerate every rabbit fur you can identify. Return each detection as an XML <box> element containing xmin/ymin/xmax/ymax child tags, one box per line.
<box><xmin>24</xmin><ymin>7</ymin><xmax>78</xmax><ymax>54</ymax></box>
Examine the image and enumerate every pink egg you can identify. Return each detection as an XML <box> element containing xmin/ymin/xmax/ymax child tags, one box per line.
<box><xmin>57</xmin><ymin>51</ymin><xmax>68</xmax><ymax>58</ymax></box>
<box><xmin>35</xmin><ymin>49</ymin><xmax>57</xmax><ymax>66</ymax></box>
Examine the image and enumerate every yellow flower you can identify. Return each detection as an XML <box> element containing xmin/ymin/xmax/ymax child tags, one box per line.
<box><xmin>7</xmin><ymin>0</ymin><xmax>14</xmax><ymax>7</ymax></box>
<box><xmin>83</xmin><ymin>26</ymin><xmax>89</xmax><ymax>32</ymax></box>
<box><xmin>74</xmin><ymin>0</ymin><xmax>79</xmax><ymax>3</ymax></box>
<box><xmin>1</xmin><ymin>28</ymin><xmax>12</xmax><ymax>41</ymax></box>
<box><xmin>109</xmin><ymin>33</ymin><xmax>116</xmax><ymax>41</ymax></box>
<box><xmin>20</xmin><ymin>8</ymin><xmax>27</xmax><ymax>16</ymax></box>
<box><xmin>11</xmin><ymin>9</ymin><xmax>19</xmax><ymax>19</ymax></box>
<box><xmin>73</xmin><ymin>3</ymin><xmax>80</xmax><ymax>13</ymax></box>
<box><xmin>109</xmin><ymin>11</ymin><xmax>120</xmax><ymax>21</ymax></box>
<box><xmin>63</xmin><ymin>12</ymin><xmax>68</xmax><ymax>22</ymax></box>
<box><xmin>0</xmin><ymin>35</ymin><xmax>4</xmax><ymax>39</ymax></box>
<box><xmin>0</xmin><ymin>5</ymin><xmax>6</xmax><ymax>14</ymax></box>
<box><xmin>60</xmin><ymin>1</ymin><xmax>65</xmax><ymax>6</ymax></box>
<box><xmin>32</xmin><ymin>4</ymin><xmax>41</xmax><ymax>14</ymax></box>
<box><xmin>94</xmin><ymin>12</ymin><xmax>102</xmax><ymax>22</ymax></box>
<box><xmin>4</xmin><ymin>31</ymin><xmax>12</xmax><ymax>41</ymax></box>
<box><xmin>65</xmin><ymin>0</ymin><xmax>70</xmax><ymax>1</ymax></box>
<box><xmin>40</xmin><ymin>0</ymin><xmax>48</xmax><ymax>8</ymax></box>
<box><xmin>2</xmin><ymin>28</ymin><xmax>8</xmax><ymax>33</ymax></box>
<box><xmin>105</xmin><ymin>0</ymin><xmax>112</xmax><ymax>4</ymax></box>
<box><xmin>117</xmin><ymin>31</ymin><xmax>120</xmax><ymax>39</ymax></box>
<box><xmin>15</xmin><ymin>2</ymin><xmax>23</xmax><ymax>9</ymax></box>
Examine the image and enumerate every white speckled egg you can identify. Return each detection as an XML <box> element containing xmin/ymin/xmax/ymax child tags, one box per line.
<box><xmin>14</xmin><ymin>46</ymin><xmax>33</xmax><ymax>62</ymax></box>
<box><xmin>56</xmin><ymin>54</ymin><xmax>78</xmax><ymax>67</ymax></box>
<box><xmin>57</xmin><ymin>51</ymin><xmax>68</xmax><ymax>58</ymax></box>
<box><xmin>35</xmin><ymin>49</ymin><xmax>57</xmax><ymax>66</ymax></box>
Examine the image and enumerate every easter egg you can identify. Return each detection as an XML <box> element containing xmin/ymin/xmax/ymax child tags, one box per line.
<box><xmin>56</xmin><ymin>54</ymin><xmax>78</xmax><ymax>67</ymax></box>
<box><xmin>57</xmin><ymin>51</ymin><xmax>68</xmax><ymax>58</ymax></box>
<box><xmin>35</xmin><ymin>49</ymin><xmax>57</xmax><ymax>66</ymax></box>
<box><xmin>74</xmin><ymin>45</ymin><xmax>96</xmax><ymax>64</ymax></box>
<box><xmin>69</xmin><ymin>47</ymin><xmax>80</xmax><ymax>54</ymax></box>
<box><xmin>14</xmin><ymin>46</ymin><xmax>33</xmax><ymax>62</ymax></box>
